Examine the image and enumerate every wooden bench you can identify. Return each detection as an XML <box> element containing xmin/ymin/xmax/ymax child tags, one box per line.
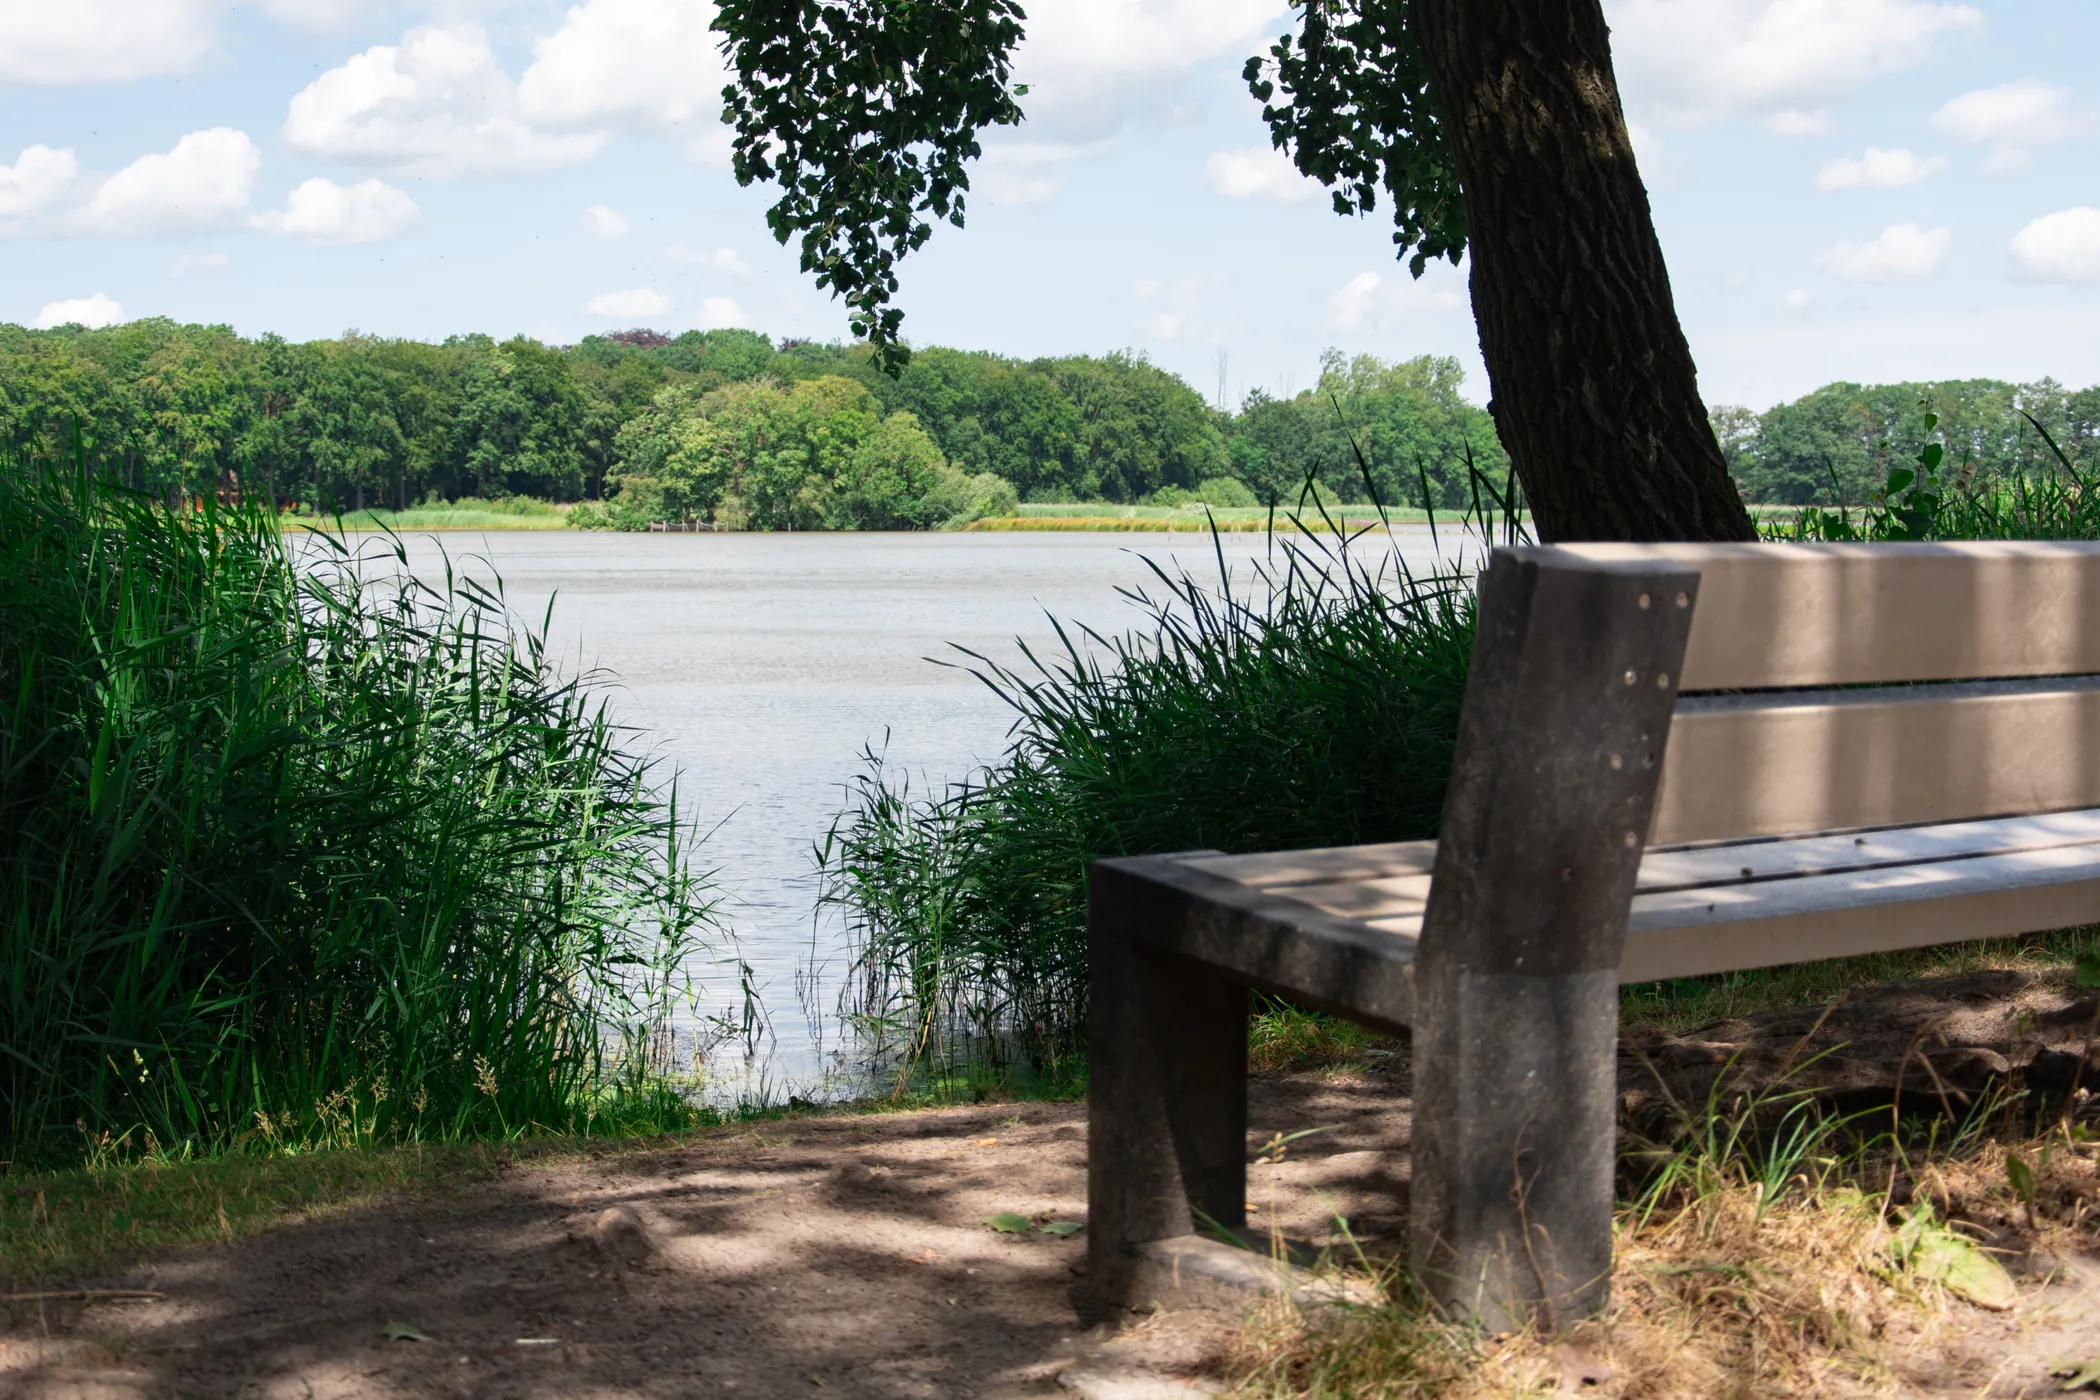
<box><xmin>1087</xmin><ymin>541</ymin><xmax>2100</xmax><ymax>1329</ymax></box>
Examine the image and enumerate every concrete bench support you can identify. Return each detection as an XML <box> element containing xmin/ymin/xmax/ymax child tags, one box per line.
<box><xmin>1086</xmin><ymin>889</ymin><xmax>1247</xmax><ymax>1309</ymax></box>
<box><xmin>1409</xmin><ymin>551</ymin><xmax>1697</xmax><ymax>1329</ymax></box>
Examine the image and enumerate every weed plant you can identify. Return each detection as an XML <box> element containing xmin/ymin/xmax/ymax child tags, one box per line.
<box><xmin>1776</xmin><ymin>410</ymin><xmax>2100</xmax><ymax>541</ymax></box>
<box><xmin>822</xmin><ymin>486</ymin><xmax>1516</xmax><ymax>1088</ymax></box>
<box><xmin>0</xmin><ymin>453</ymin><xmax>721</xmax><ymax>1167</ymax></box>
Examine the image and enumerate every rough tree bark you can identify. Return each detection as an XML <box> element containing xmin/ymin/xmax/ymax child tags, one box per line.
<box><xmin>1410</xmin><ymin>0</ymin><xmax>1755</xmax><ymax>543</ymax></box>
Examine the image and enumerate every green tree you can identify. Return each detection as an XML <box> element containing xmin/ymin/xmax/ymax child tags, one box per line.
<box><xmin>715</xmin><ymin>0</ymin><xmax>1753</xmax><ymax>543</ymax></box>
<box><xmin>448</xmin><ymin>338</ymin><xmax>591</xmax><ymax>500</ymax></box>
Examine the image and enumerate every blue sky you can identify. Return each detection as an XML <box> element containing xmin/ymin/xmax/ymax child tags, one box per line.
<box><xmin>1</xmin><ymin>0</ymin><xmax>2095</xmax><ymax>410</ymax></box>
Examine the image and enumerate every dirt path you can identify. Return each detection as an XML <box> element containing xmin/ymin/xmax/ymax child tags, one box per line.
<box><xmin>0</xmin><ymin>1070</ymin><xmax>1419</xmax><ymax>1400</ymax></box>
<box><xmin>5</xmin><ymin>970</ymin><xmax>2100</xmax><ymax>1399</ymax></box>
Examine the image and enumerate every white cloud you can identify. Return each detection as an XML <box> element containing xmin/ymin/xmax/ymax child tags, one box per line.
<box><xmin>1814</xmin><ymin>222</ymin><xmax>1951</xmax><ymax>281</ymax></box>
<box><xmin>169</xmin><ymin>250</ymin><xmax>228</xmax><ymax>277</ymax></box>
<box><xmin>668</xmin><ymin>243</ymin><xmax>749</xmax><ymax>275</ymax></box>
<box><xmin>1013</xmin><ymin>0</ymin><xmax>1283</xmax><ymax>137</ymax></box>
<box><xmin>518</xmin><ymin>0</ymin><xmax>727</xmax><ymax>130</ymax></box>
<box><xmin>0</xmin><ymin>145</ymin><xmax>78</xmax><ymax>217</ymax></box>
<box><xmin>971</xmin><ymin>0</ymin><xmax>1283</xmax><ymax>190</ymax></box>
<box><xmin>254</xmin><ymin>178</ymin><xmax>419</xmax><ymax>245</ymax></box>
<box><xmin>698</xmin><ymin>295</ymin><xmax>749</xmax><ymax>330</ymax></box>
<box><xmin>685</xmin><ymin>126</ymin><xmax>735</xmax><ymax>170</ymax></box>
<box><xmin>1203</xmin><ymin>146</ymin><xmax>1320</xmax><ymax>203</ymax></box>
<box><xmin>1326</xmin><ymin>268</ymin><xmax>1466</xmax><ymax>335</ymax></box>
<box><xmin>256</xmin><ymin>0</ymin><xmax>372</xmax><ymax>33</ymax></box>
<box><xmin>76</xmin><ymin>129</ymin><xmax>260</xmax><ymax>236</ymax></box>
<box><xmin>1931</xmin><ymin>80</ymin><xmax>2094</xmax><ymax>173</ymax></box>
<box><xmin>1813</xmin><ymin>147</ymin><xmax>1946</xmax><ymax>192</ymax></box>
<box><xmin>31</xmin><ymin>292</ymin><xmax>125</xmax><ymax>329</ymax></box>
<box><xmin>1609</xmin><ymin>0</ymin><xmax>1983</xmax><ymax>132</ymax></box>
<box><xmin>1781</xmin><ymin>287</ymin><xmax>1817</xmax><ymax>315</ymax></box>
<box><xmin>585</xmin><ymin>287</ymin><xmax>672</xmax><ymax>317</ymax></box>
<box><xmin>1134</xmin><ymin>276</ymin><xmax>1211</xmax><ymax>342</ymax></box>
<box><xmin>583</xmin><ymin>203</ymin><xmax>631</xmax><ymax>238</ymax></box>
<box><xmin>284</xmin><ymin>24</ymin><xmax>603</xmax><ymax>178</ymax></box>
<box><xmin>966</xmin><ymin>140</ymin><xmax>1110</xmax><ymax>206</ymax></box>
<box><xmin>2009</xmin><ymin>207</ymin><xmax>2100</xmax><ymax>285</ymax></box>
<box><xmin>0</xmin><ymin>0</ymin><xmax>220</xmax><ymax>84</ymax></box>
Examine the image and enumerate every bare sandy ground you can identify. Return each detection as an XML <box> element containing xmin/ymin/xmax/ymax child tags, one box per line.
<box><xmin>0</xmin><ymin>1067</ymin><xmax>1419</xmax><ymax>1400</ymax></box>
<box><xmin>5</xmin><ymin>970</ymin><xmax>2100</xmax><ymax>1400</ymax></box>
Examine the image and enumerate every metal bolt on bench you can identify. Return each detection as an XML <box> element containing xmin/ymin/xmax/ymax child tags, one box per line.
<box><xmin>1087</xmin><ymin>540</ymin><xmax>2100</xmax><ymax>1330</ymax></box>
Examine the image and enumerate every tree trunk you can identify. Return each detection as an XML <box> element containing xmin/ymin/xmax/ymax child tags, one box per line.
<box><xmin>1410</xmin><ymin>0</ymin><xmax>1754</xmax><ymax>543</ymax></box>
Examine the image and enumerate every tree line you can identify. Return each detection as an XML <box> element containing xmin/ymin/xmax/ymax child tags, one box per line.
<box><xmin>1712</xmin><ymin>380</ymin><xmax>2100</xmax><ymax>507</ymax></box>
<box><xmin>0</xmin><ymin>318</ymin><xmax>1507</xmax><ymax>526</ymax></box>
<box><xmin>7</xmin><ymin>317</ymin><xmax>2091</xmax><ymax>524</ymax></box>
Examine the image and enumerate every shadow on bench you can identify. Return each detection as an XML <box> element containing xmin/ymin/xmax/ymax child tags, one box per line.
<box><xmin>1087</xmin><ymin>541</ymin><xmax>2100</xmax><ymax>1330</ymax></box>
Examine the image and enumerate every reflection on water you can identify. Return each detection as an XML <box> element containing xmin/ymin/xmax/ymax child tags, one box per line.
<box><xmin>374</xmin><ymin>528</ymin><xmax>1470</xmax><ymax>1098</ymax></box>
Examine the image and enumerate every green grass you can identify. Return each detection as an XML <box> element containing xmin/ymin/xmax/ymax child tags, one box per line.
<box><xmin>289</xmin><ymin>496</ymin><xmax>575</xmax><ymax>532</ymax></box>
<box><xmin>0</xmin><ymin>1140</ymin><xmax>517</xmax><ymax>1285</ymax></box>
<box><xmin>1621</xmin><ymin>927</ymin><xmax>2100</xmax><ymax>1035</ymax></box>
<box><xmin>0</xmin><ymin>454</ymin><xmax>724</xmax><ymax>1168</ymax></box>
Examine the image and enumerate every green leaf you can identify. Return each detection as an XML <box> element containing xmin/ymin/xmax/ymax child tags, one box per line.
<box><xmin>2049</xmin><ymin>1358</ymin><xmax>2100</xmax><ymax>1391</ymax></box>
<box><xmin>1885</xmin><ymin>467</ymin><xmax>1916</xmax><ymax>495</ymax></box>
<box><xmin>2074</xmin><ymin>949</ymin><xmax>2100</xmax><ymax>988</ymax></box>
<box><xmin>2008</xmin><ymin>1154</ymin><xmax>2036</xmax><ymax>1207</ymax></box>
<box><xmin>383</xmin><ymin>1321</ymin><xmax>430</xmax><ymax>1342</ymax></box>
<box><xmin>1891</xmin><ymin>1209</ymin><xmax>2017</xmax><ymax>1311</ymax></box>
<box><xmin>982</xmin><ymin>1211</ymin><xmax>1032</xmax><ymax>1234</ymax></box>
<box><xmin>1040</xmin><ymin>1220</ymin><xmax>1083</xmax><ymax>1237</ymax></box>
<box><xmin>1919</xmin><ymin>443</ymin><xmax>1944</xmax><ymax>471</ymax></box>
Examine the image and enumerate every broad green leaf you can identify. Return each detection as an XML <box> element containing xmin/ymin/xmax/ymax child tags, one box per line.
<box><xmin>1892</xmin><ymin>1210</ymin><xmax>2016</xmax><ymax>1311</ymax></box>
<box><xmin>982</xmin><ymin>1211</ymin><xmax>1032</xmax><ymax>1234</ymax></box>
<box><xmin>2049</xmin><ymin>1358</ymin><xmax>2100</xmax><ymax>1391</ymax></box>
<box><xmin>383</xmin><ymin>1321</ymin><xmax>430</xmax><ymax>1342</ymax></box>
<box><xmin>1040</xmin><ymin>1220</ymin><xmax>1083</xmax><ymax>1237</ymax></box>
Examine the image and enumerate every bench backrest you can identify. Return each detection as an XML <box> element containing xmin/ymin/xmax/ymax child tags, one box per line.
<box><xmin>1553</xmin><ymin>541</ymin><xmax>2100</xmax><ymax>847</ymax></box>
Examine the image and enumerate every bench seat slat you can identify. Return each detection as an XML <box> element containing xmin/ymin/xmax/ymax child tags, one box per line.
<box><xmin>1654</xmin><ymin>676</ymin><xmax>2100</xmax><ymax>844</ymax></box>
<box><xmin>1639</xmin><ymin>806</ymin><xmax>2100</xmax><ymax>891</ymax></box>
<box><xmin>1622</xmin><ymin>841</ymin><xmax>2100</xmax><ymax>981</ymax></box>
<box><xmin>1153</xmin><ymin>806</ymin><xmax>2100</xmax><ymax>991</ymax></box>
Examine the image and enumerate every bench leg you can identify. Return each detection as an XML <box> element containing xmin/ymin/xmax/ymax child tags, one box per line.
<box><xmin>1086</xmin><ymin>891</ymin><xmax>1247</xmax><ymax>1312</ymax></box>
<box><xmin>1411</xmin><ymin>964</ymin><xmax>1619</xmax><ymax>1332</ymax></box>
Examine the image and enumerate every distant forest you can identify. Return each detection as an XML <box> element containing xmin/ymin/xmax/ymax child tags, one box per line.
<box><xmin>0</xmin><ymin>320</ymin><xmax>1503</xmax><ymax>525</ymax></box>
<box><xmin>2</xmin><ymin>317</ymin><xmax>2094</xmax><ymax>522</ymax></box>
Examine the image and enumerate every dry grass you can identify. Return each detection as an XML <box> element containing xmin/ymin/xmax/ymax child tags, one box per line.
<box><xmin>1228</xmin><ymin>1112</ymin><xmax>2100</xmax><ymax>1399</ymax></box>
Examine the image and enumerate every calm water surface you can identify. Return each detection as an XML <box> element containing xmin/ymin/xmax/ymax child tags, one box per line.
<box><xmin>382</xmin><ymin>528</ymin><xmax>1470</xmax><ymax>1095</ymax></box>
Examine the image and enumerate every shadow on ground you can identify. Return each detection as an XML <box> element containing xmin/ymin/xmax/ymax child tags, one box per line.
<box><xmin>0</xmin><ymin>1067</ymin><xmax>1417</xmax><ymax>1400</ymax></box>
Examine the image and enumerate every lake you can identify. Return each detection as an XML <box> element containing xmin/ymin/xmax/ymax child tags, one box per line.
<box><xmin>380</xmin><ymin>527</ymin><xmax>1471</xmax><ymax>1097</ymax></box>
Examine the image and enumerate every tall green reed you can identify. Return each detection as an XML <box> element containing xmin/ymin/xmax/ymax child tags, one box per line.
<box><xmin>0</xmin><ymin>452</ymin><xmax>721</xmax><ymax>1165</ymax></box>
<box><xmin>822</xmin><ymin>488</ymin><xmax>1502</xmax><ymax>1087</ymax></box>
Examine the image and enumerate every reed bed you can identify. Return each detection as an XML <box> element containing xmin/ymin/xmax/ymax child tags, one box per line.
<box><xmin>0</xmin><ymin>455</ymin><xmax>721</xmax><ymax>1167</ymax></box>
<box><xmin>822</xmin><ymin>498</ymin><xmax>1510</xmax><ymax>1088</ymax></box>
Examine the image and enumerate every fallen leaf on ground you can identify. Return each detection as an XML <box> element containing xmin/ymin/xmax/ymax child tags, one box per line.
<box><xmin>983</xmin><ymin>1211</ymin><xmax>1032</xmax><ymax>1234</ymax></box>
<box><xmin>1891</xmin><ymin>1209</ymin><xmax>2017</xmax><ymax>1311</ymax></box>
<box><xmin>1040</xmin><ymin>1220</ymin><xmax>1083</xmax><ymax>1237</ymax></box>
<box><xmin>383</xmin><ymin>1322</ymin><xmax>430</xmax><ymax>1342</ymax></box>
<box><xmin>2050</xmin><ymin>1358</ymin><xmax>2100</xmax><ymax>1391</ymax></box>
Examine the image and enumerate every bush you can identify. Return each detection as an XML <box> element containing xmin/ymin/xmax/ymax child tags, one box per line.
<box><xmin>0</xmin><ymin>456</ymin><xmax>721</xmax><ymax>1164</ymax></box>
<box><xmin>822</xmin><ymin>526</ymin><xmax>1476</xmax><ymax>1079</ymax></box>
<box><xmin>923</xmin><ymin>467</ymin><xmax>1020</xmax><ymax>527</ymax></box>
